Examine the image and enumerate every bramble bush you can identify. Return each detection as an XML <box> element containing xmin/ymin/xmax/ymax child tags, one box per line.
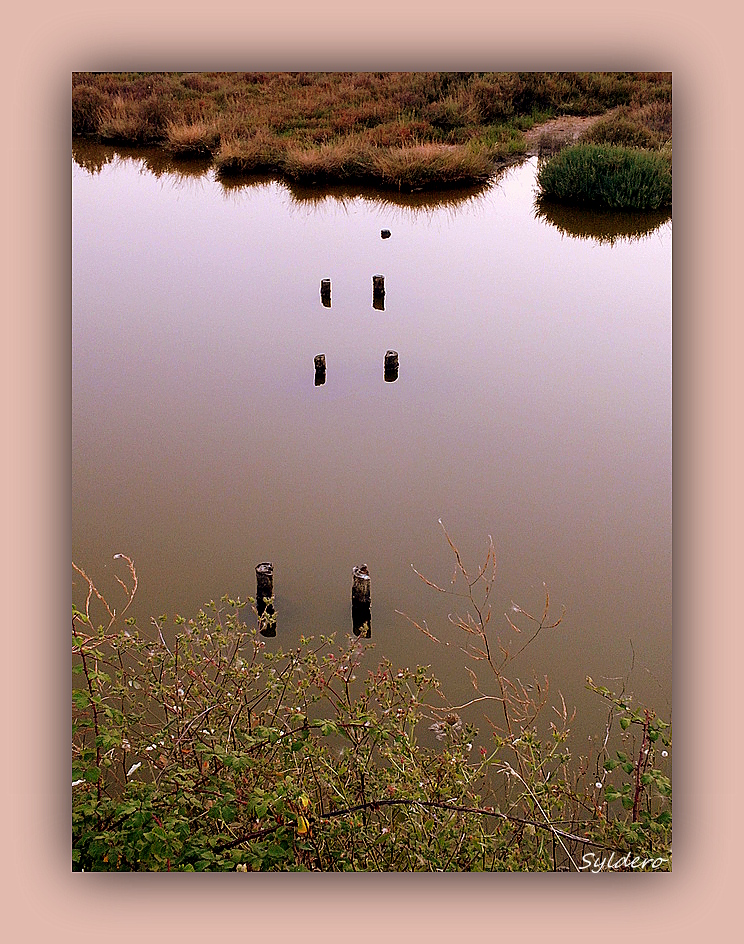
<box><xmin>72</xmin><ymin>530</ymin><xmax>671</xmax><ymax>871</ymax></box>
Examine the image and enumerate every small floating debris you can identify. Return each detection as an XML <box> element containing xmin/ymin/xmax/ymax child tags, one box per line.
<box><xmin>381</xmin><ymin>229</ymin><xmax>391</xmax><ymax>239</ymax></box>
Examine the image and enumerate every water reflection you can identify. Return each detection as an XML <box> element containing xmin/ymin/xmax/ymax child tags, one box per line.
<box><xmin>534</xmin><ymin>199</ymin><xmax>671</xmax><ymax>245</ymax></box>
<box><xmin>72</xmin><ymin>145</ymin><xmax>671</xmax><ymax>747</ymax></box>
<box><xmin>372</xmin><ymin>274</ymin><xmax>385</xmax><ymax>310</ymax></box>
<box><xmin>71</xmin><ymin>139</ymin><xmax>507</xmax><ymax>213</ymax></box>
<box><xmin>72</xmin><ymin>139</ymin><xmax>212</xmax><ymax>181</ymax></box>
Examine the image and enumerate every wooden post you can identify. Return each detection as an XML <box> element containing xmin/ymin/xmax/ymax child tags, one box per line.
<box><xmin>314</xmin><ymin>353</ymin><xmax>326</xmax><ymax>386</ymax></box>
<box><xmin>372</xmin><ymin>275</ymin><xmax>385</xmax><ymax>311</ymax></box>
<box><xmin>384</xmin><ymin>350</ymin><xmax>399</xmax><ymax>383</ymax></box>
<box><xmin>352</xmin><ymin>564</ymin><xmax>371</xmax><ymax>637</ymax></box>
<box><xmin>320</xmin><ymin>278</ymin><xmax>331</xmax><ymax>307</ymax></box>
<box><xmin>255</xmin><ymin>562</ymin><xmax>276</xmax><ymax>636</ymax></box>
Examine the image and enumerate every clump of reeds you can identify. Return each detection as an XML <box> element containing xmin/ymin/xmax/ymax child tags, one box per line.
<box><xmin>370</xmin><ymin>143</ymin><xmax>494</xmax><ymax>190</ymax></box>
<box><xmin>166</xmin><ymin>119</ymin><xmax>220</xmax><ymax>156</ymax></box>
<box><xmin>281</xmin><ymin>140</ymin><xmax>375</xmax><ymax>183</ymax></box>
<box><xmin>579</xmin><ymin>101</ymin><xmax>672</xmax><ymax>150</ymax></box>
<box><xmin>536</xmin><ymin>143</ymin><xmax>672</xmax><ymax>210</ymax></box>
<box><xmin>214</xmin><ymin>131</ymin><xmax>286</xmax><ymax>176</ymax></box>
<box><xmin>98</xmin><ymin>93</ymin><xmax>173</xmax><ymax>144</ymax></box>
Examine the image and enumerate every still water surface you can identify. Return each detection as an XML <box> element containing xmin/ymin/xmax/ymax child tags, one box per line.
<box><xmin>72</xmin><ymin>145</ymin><xmax>671</xmax><ymax>744</ymax></box>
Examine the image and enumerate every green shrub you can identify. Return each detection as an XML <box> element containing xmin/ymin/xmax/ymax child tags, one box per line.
<box><xmin>72</xmin><ymin>534</ymin><xmax>671</xmax><ymax>871</ymax></box>
<box><xmin>536</xmin><ymin>143</ymin><xmax>672</xmax><ymax>210</ymax></box>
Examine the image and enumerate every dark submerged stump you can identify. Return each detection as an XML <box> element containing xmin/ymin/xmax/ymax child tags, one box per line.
<box><xmin>352</xmin><ymin>564</ymin><xmax>371</xmax><ymax>637</ymax></box>
<box><xmin>314</xmin><ymin>353</ymin><xmax>326</xmax><ymax>386</ymax></box>
<box><xmin>256</xmin><ymin>562</ymin><xmax>276</xmax><ymax>636</ymax></box>
<box><xmin>320</xmin><ymin>279</ymin><xmax>331</xmax><ymax>307</ymax></box>
<box><xmin>384</xmin><ymin>350</ymin><xmax>399</xmax><ymax>383</ymax></box>
<box><xmin>372</xmin><ymin>275</ymin><xmax>385</xmax><ymax>311</ymax></box>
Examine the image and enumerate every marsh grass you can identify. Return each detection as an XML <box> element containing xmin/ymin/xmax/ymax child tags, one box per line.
<box><xmin>73</xmin><ymin>72</ymin><xmax>671</xmax><ymax>190</ymax></box>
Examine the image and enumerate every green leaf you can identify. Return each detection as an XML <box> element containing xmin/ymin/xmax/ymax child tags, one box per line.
<box><xmin>620</xmin><ymin>717</ymin><xmax>630</xmax><ymax>730</ymax></box>
<box><xmin>72</xmin><ymin>690</ymin><xmax>90</xmax><ymax>709</ymax></box>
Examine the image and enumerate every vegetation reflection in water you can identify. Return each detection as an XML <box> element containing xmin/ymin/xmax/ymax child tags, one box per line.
<box><xmin>534</xmin><ymin>199</ymin><xmax>671</xmax><ymax>245</ymax></box>
<box><xmin>72</xmin><ymin>139</ymin><xmax>670</xmax><ymax>242</ymax></box>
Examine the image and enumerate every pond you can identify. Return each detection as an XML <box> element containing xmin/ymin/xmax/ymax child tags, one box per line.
<box><xmin>72</xmin><ymin>142</ymin><xmax>672</xmax><ymax>746</ymax></box>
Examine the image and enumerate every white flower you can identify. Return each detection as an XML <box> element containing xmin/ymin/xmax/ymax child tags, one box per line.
<box><xmin>661</xmin><ymin>750</ymin><xmax>668</xmax><ymax>757</ymax></box>
<box><xmin>127</xmin><ymin>762</ymin><xmax>142</xmax><ymax>777</ymax></box>
<box><xmin>595</xmin><ymin>782</ymin><xmax>603</xmax><ymax>789</ymax></box>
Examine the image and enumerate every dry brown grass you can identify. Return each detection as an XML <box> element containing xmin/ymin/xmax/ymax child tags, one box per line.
<box><xmin>166</xmin><ymin>119</ymin><xmax>220</xmax><ymax>155</ymax></box>
<box><xmin>73</xmin><ymin>72</ymin><xmax>672</xmax><ymax>190</ymax></box>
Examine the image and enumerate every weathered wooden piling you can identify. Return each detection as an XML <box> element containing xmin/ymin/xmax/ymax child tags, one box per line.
<box><xmin>320</xmin><ymin>278</ymin><xmax>331</xmax><ymax>307</ymax></box>
<box><xmin>352</xmin><ymin>564</ymin><xmax>371</xmax><ymax>637</ymax></box>
<box><xmin>384</xmin><ymin>350</ymin><xmax>399</xmax><ymax>383</ymax></box>
<box><xmin>372</xmin><ymin>275</ymin><xmax>385</xmax><ymax>311</ymax></box>
<box><xmin>314</xmin><ymin>353</ymin><xmax>326</xmax><ymax>386</ymax></box>
<box><xmin>256</xmin><ymin>562</ymin><xmax>276</xmax><ymax>636</ymax></box>
<box><xmin>381</xmin><ymin>229</ymin><xmax>391</xmax><ymax>239</ymax></box>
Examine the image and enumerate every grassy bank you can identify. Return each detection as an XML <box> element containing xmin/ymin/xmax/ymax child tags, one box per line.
<box><xmin>72</xmin><ymin>534</ymin><xmax>671</xmax><ymax>872</ymax></box>
<box><xmin>72</xmin><ymin>72</ymin><xmax>671</xmax><ymax>192</ymax></box>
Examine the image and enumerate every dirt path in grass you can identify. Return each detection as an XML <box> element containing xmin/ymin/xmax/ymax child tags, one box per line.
<box><xmin>522</xmin><ymin>114</ymin><xmax>607</xmax><ymax>154</ymax></box>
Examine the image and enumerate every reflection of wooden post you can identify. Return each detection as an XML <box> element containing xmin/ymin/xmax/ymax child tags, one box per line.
<box><xmin>256</xmin><ymin>562</ymin><xmax>276</xmax><ymax>636</ymax></box>
<box><xmin>314</xmin><ymin>353</ymin><xmax>326</xmax><ymax>386</ymax></box>
<box><xmin>384</xmin><ymin>350</ymin><xmax>399</xmax><ymax>383</ymax></box>
<box><xmin>352</xmin><ymin>564</ymin><xmax>371</xmax><ymax>637</ymax></box>
<box><xmin>320</xmin><ymin>279</ymin><xmax>331</xmax><ymax>307</ymax></box>
<box><xmin>372</xmin><ymin>275</ymin><xmax>385</xmax><ymax>311</ymax></box>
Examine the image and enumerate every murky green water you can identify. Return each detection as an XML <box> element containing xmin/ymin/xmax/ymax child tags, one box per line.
<box><xmin>72</xmin><ymin>142</ymin><xmax>671</xmax><ymax>746</ymax></box>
